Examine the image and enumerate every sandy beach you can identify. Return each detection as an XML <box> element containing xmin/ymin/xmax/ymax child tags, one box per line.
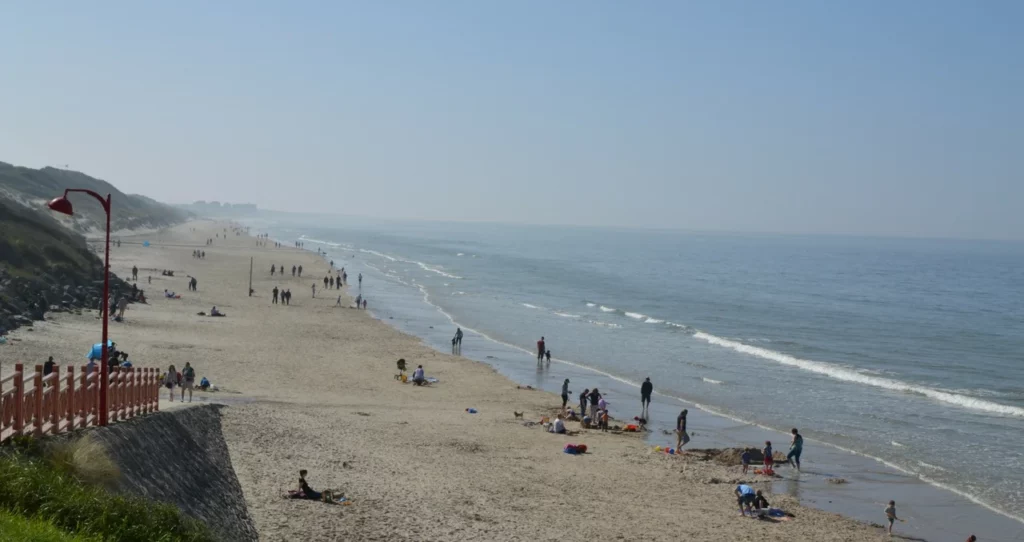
<box><xmin>1</xmin><ymin>221</ymin><xmax>895</xmax><ymax>541</ymax></box>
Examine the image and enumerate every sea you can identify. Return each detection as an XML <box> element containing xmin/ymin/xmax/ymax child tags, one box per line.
<box><xmin>255</xmin><ymin>215</ymin><xmax>1024</xmax><ymax>541</ymax></box>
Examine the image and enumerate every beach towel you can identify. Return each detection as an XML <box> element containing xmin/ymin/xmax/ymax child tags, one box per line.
<box><xmin>563</xmin><ymin>443</ymin><xmax>588</xmax><ymax>455</ymax></box>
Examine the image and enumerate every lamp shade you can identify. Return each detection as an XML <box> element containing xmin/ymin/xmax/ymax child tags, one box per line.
<box><xmin>47</xmin><ymin>196</ymin><xmax>74</xmax><ymax>216</ymax></box>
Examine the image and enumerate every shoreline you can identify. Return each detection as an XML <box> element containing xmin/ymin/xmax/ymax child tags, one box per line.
<box><xmin>0</xmin><ymin>221</ymin><xmax>942</xmax><ymax>540</ymax></box>
<box><xmin>290</xmin><ymin>229</ymin><xmax>1023</xmax><ymax>541</ymax></box>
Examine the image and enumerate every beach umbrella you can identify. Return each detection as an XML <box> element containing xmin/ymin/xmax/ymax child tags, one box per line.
<box><xmin>86</xmin><ymin>340</ymin><xmax>114</xmax><ymax>360</ymax></box>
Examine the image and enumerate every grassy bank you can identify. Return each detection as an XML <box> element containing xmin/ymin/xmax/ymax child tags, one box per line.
<box><xmin>0</xmin><ymin>438</ymin><xmax>215</xmax><ymax>542</ymax></box>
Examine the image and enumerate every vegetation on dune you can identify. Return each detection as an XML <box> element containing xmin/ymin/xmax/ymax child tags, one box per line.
<box><xmin>0</xmin><ymin>437</ymin><xmax>215</xmax><ymax>542</ymax></box>
<box><xmin>0</xmin><ymin>161</ymin><xmax>188</xmax><ymax>232</ymax></box>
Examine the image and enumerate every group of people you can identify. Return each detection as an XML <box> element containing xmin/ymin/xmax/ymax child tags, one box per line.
<box><xmin>322</xmin><ymin>270</ymin><xmax>347</xmax><ymax>290</ymax></box>
<box><xmin>271</xmin><ymin>286</ymin><xmax>293</xmax><ymax>305</ymax></box>
<box><xmin>192</xmin><ymin>250</ymin><xmax>206</xmax><ymax>259</ymax></box>
<box><xmin>353</xmin><ymin>294</ymin><xmax>368</xmax><ymax>309</ymax></box>
<box><xmin>161</xmin><ymin>362</ymin><xmax>205</xmax><ymax>402</ymax></box>
<box><xmin>536</xmin><ymin>336</ymin><xmax>552</xmax><ymax>363</ymax></box>
<box><xmin>271</xmin><ymin>264</ymin><xmax>304</xmax><ymax>277</ymax></box>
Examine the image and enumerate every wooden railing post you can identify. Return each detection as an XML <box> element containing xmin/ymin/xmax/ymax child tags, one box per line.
<box><xmin>12</xmin><ymin>364</ymin><xmax>25</xmax><ymax>436</ymax></box>
<box><xmin>66</xmin><ymin>366</ymin><xmax>76</xmax><ymax>431</ymax></box>
<box><xmin>152</xmin><ymin>368</ymin><xmax>159</xmax><ymax>412</ymax></box>
<box><xmin>132</xmin><ymin>368</ymin><xmax>140</xmax><ymax>418</ymax></box>
<box><xmin>51</xmin><ymin>366</ymin><xmax>61</xmax><ymax>435</ymax></box>
<box><xmin>32</xmin><ymin>365</ymin><xmax>43</xmax><ymax>437</ymax></box>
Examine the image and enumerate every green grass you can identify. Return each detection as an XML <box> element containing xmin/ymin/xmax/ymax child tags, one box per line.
<box><xmin>0</xmin><ymin>443</ymin><xmax>215</xmax><ymax>542</ymax></box>
<box><xmin>0</xmin><ymin>510</ymin><xmax>100</xmax><ymax>542</ymax></box>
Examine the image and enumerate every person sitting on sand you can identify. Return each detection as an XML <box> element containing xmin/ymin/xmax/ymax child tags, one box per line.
<box><xmin>753</xmin><ymin>490</ymin><xmax>770</xmax><ymax>514</ymax></box>
<box><xmin>735</xmin><ymin>484</ymin><xmax>756</xmax><ymax>516</ymax></box>
<box><xmin>210</xmin><ymin>306</ymin><xmax>225</xmax><ymax>317</ymax></box>
<box><xmin>549</xmin><ymin>415</ymin><xmax>566</xmax><ymax>434</ymax></box>
<box><xmin>299</xmin><ymin>469</ymin><xmax>321</xmax><ymax>500</ymax></box>
<box><xmin>199</xmin><ymin>376</ymin><xmax>211</xmax><ymax>391</ymax></box>
<box><xmin>412</xmin><ymin>365</ymin><xmax>426</xmax><ymax>385</ymax></box>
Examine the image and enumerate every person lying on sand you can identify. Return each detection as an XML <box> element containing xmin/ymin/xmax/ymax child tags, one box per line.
<box><xmin>299</xmin><ymin>469</ymin><xmax>321</xmax><ymax>500</ymax></box>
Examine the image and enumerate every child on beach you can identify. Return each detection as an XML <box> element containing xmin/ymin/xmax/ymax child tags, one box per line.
<box><xmin>600</xmin><ymin>410</ymin><xmax>609</xmax><ymax>431</ymax></box>
<box><xmin>741</xmin><ymin>448</ymin><xmax>751</xmax><ymax>474</ymax></box>
<box><xmin>163</xmin><ymin>364</ymin><xmax>178</xmax><ymax>402</ymax></box>
<box><xmin>884</xmin><ymin>500</ymin><xmax>899</xmax><ymax>535</ymax></box>
<box><xmin>763</xmin><ymin>441</ymin><xmax>774</xmax><ymax>473</ymax></box>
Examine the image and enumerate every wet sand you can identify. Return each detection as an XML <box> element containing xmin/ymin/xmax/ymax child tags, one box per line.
<box><xmin>1</xmin><ymin>221</ymin><xmax>897</xmax><ymax>541</ymax></box>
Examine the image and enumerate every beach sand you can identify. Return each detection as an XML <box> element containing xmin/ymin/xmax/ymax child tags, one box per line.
<box><xmin>1</xmin><ymin>222</ymin><xmax>894</xmax><ymax>541</ymax></box>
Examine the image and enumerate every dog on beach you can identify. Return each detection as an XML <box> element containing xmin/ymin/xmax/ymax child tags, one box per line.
<box><xmin>513</xmin><ymin>411</ymin><xmax>524</xmax><ymax>419</ymax></box>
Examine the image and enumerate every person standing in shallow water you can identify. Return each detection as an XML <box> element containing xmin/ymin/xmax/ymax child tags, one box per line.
<box><xmin>536</xmin><ymin>336</ymin><xmax>546</xmax><ymax>362</ymax></box>
<box><xmin>787</xmin><ymin>428</ymin><xmax>803</xmax><ymax>471</ymax></box>
<box><xmin>640</xmin><ymin>377</ymin><xmax>653</xmax><ymax>418</ymax></box>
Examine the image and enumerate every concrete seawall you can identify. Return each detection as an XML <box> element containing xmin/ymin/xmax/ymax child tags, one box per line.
<box><xmin>87</xmin><ymin>404</ymin><xmax>258</xmax><ymax>542</ymax></box>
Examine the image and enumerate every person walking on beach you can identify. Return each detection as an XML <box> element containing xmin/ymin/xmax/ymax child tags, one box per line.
<box><xmin>132</xmin><ymin>266</ymin><xmax>138</xmax><ymax>281</ymax></box>
<box><xmin>116</xmin><ymin>296</ymin><xmax>128</xmax><ymax>320</ymax></box>
<box><xmin>358</xmin><ymin>273</ymin><xmax>363</xmax><ymax>287</ymax></box>
<box><xmin>163</xmin><ymin>364</ymin><xmax>178</xmax><ymax>402</ymax></box>
<box><xmin>787</xmin><ymin>428</ymin><xmax>803</xmax><ymax>471</ymax></box>
<box><xmin>579</xmin><ymin>388</ymin><xmax>589</xmax><ymax>419</ymax></box>
<box><xmin>272</xmin><ymin>286</ymin><xmax>279</xmax><ymax>304</ymax></box>
<box><xmin>362</xmin><ymin>299</ymin><xmax>367</xmax><ymax>310</ymax></box>
<box><xmin>181</xmin><ymin>362</ymin><xmax>195</xmax><ymax>402</ymax></box>
<box><xmin>292</xmin><ymin>265</ymin><xmax>296</xmax><ymax>277</ymax></box>
<box><xmin>536</xmin><ymin>336</ymin><xmax>546</xmax><ymax>362</ymax></box>
<box><xmin>676</xmin><ymin>409</ymin><xmax>690</xmax><ymax>450</ymax></box>
<box><xmin>560</xmin><ymin>379</ymin><xmax>571</xmax><ymax>414</ymax></box>
<box><xmin>455</xmin><ymin>327</ymin><xmax>463</xmax><ymax>348</ymax></box>
<box><xmin>324</xmin><ymin>276</ymin><xmax>329</xmax><ymax>290</ymax></box>
<box><xmin>298</xmin><ymin>265</ymin><xmax>303</xmax><ymax>277</ymax></box>
<box><xmin>311</xmin><ymin>284</ymin><xmax>317</xmax><ymax>298</ymax></box>
<box><xmin>284</xmin><ymin>289</ymin><xmax>291</xmax><ymax>305</ymax></box>
<box><xmin>271</xmin><ymin>264</ymin><xmax>276</xmax><ymax>276</ymax></box>
<box><xmin>640</xmin><ymin>377</ymin><xmax>653</xmax><ymax>417</ymax></box>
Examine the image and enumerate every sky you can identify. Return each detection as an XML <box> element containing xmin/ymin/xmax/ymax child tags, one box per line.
<box><xmin>1</xmin><ymin>1</ymin><xmax>1022</xmax><ymax>239</ymax></box>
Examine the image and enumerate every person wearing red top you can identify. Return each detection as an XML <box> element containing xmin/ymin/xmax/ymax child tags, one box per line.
<box><xmin>537</xmin><ymin>337</ymin><xmax>546</xmax><ymax>362</ymax></box>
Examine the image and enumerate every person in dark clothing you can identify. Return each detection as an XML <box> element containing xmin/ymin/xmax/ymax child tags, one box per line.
<box><xmin>43</xmin><ymin>356</ymin><xmax>56</xmax><ymax>385</ymax></box>
<box><xmin>579</xmin><ymin>388</ymin><xmax>589</xmax><ymax>420</ymax></box>
<box><xmin>536</xmin><ymin>336</ymin><xmax>546</xmax><ymax>362</ymax></box>
<box><xmin>292</xmin><ymin>265</ymin><xmax>296</xmax><ymax>277</ymax></box>
<box><xmin>272</xmin><ymin>287</ymin><xmax>279</xmax><ymax>304</ymax></box>
<box><xmin>676</xmin><ymin>409</ymin><xmax>690</xmax><ymax>450</ymax></box>
<box><xmin>298</xmin><ymin>265</ymin><xmax>303</xmax><ymax>277</ymax></box>
<box><xmin>560</xmin><ymin>379</ymin><xmax>571</xmax><ymax>412</ymax></box>
<box><xmin>640</xmin><ymin>377</ymin><xmax>653</xmax><ymax>417</ymax></box>
<box><xmin>588</xmin><ymin>388</ymin><xmax>602</xmax><ymax>419</ymax></box>
<box><xmin>299</xmin><ymin>470</ymin><xmax>321</xmax><ymax>500</ymax></box>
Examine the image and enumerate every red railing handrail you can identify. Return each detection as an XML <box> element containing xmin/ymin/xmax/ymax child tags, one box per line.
<box><xmin>0</xmin><ymin>363</ymin><xmax>161</xmax><ymax>443</ymax></box>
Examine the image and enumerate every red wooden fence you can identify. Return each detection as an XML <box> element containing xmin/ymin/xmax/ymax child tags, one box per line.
<box><xmin>0</xmin><ymin>364</ymin><xmax>160</xmax><ymax>443</ymax></box>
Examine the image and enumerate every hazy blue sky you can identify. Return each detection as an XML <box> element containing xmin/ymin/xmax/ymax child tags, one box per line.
<box><xmin>1</xmin><ymin>1</ymin><xmax>1021</xmax><ymax>238</ymax></box>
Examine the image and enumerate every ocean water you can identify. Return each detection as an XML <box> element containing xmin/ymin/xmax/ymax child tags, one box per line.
<box><xmin>261</xmin><ymin>217</ymin><xmax>1024</xmax><ymax>540</ymax></box>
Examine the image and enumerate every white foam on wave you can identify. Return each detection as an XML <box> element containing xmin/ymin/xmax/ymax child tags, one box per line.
<box><xmin>917</xmin><ymin>461</ymin><xmax>946</xmax><ymax>471</ymax></box>
<box><xmin>666</xmin><ymin>321</ymin><xmax>689</xmax><ymax>330</ymax></box>
<box><xmin>588</xmin><ymin>320</ymin><xmax>622</xmax><ymax>329</ymax></box>
<box><xmin>456</xmin><ymin>253</ymin><xmax>464</xmax><ymax>256</ymax></box>
<box><xmin>644</xmin><ymin>317</ymin><xmax>664</xmax><ymax>324</ymax></box>
<box><xmin>625</xmin><ymin>312</ymin><xmax>646</xmax><ymax>320</ymax></box>
<box><xmin>702</xmin><ymin>377</ymin><xmax>723</xmax><ymax>384</ymax></box>
<box><xmin>891</xmin><ymin>441</ymin><xmax>904</xmax><ymax>447</ymax></box>
<box><xmin>693</xmin><ymin>332</ymin><xmax>1024</xmax><ymax>418</ymax></box>
<box><xmin>521</xmin><ymin>303</ymin><xmax>541</xmax><ymax>310</ymax></box>
<box><xmin>585</xmin><ymin>302</ymin><xmax>597</xmax><ymax>307</ymax></box>
<box><xmin>554</xmin><ymin>312</ymin><xmax>581</xmax><ymax>318</ymax></box>
<box><xmin>357</xmin><ymin>247</ymin><xmax>398</xmax><ymax>262</ymax></box>
<box><xmin>416</xmin><ymin>262</ymin><xmax>462</xmax><ymax>280</ymax></box>
<box><xmin>599</xmin><ymin>305</ymin><xmax>615</xmax><ymax>312</ymax></box>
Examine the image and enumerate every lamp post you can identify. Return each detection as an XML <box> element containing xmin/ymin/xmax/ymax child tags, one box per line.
<box><xmin>48</xmin><ymin>189</ymin><xmax>112</xmax><ymax>426</ymax></box>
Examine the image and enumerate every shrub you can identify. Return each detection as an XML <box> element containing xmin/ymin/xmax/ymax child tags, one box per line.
<box><xmin>0</xmin><ymin>450</ymin><xmax>215</xmax><ymax>542</ymax></box>
<box><xmin>0</xmin><ymin>510</ymin><xmax>100</xmax><ymax>541</ymax></box>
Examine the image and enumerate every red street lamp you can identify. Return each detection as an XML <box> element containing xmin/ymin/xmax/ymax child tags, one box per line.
<box><xmin>48</xmin><ymin>189</ymin><xmax>112</xmax><ymax>426</ymax></box>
